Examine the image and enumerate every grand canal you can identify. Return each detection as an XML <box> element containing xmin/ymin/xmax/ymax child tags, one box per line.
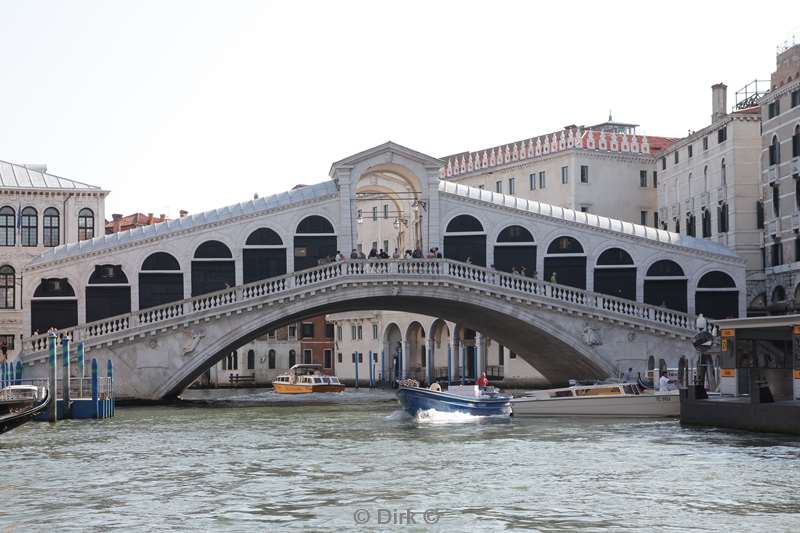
<box><xmin>3</xmin><ymin>389</ymin><xmax>800</xmax><ymax>532</ymax></box>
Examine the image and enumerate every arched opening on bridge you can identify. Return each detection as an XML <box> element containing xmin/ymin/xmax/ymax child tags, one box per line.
<box><xmin>643</xmin><ymin>260</ymin><xmax>687</xmax><ymax>312</ymax></box>
<box><xmin>86</xmin><ymin>265</ymin><xmax>131</xmax><ymax>322</ymax></box>
<box><xmin>244</xmin><ymin>228</ymin><xmax>287</xmax><ymax>283</ymax></box>
<box><xmin>430</xmin><ymin>319</ymin><xmax>451</xmax><ymax>382</ymax></box>
<box><xmin>594</xmin><ymin>248</ymin><xmax>636</xmax><ymax>301</ymax></box>
<box><xmin>459</xmin><ymin>327</ymin><xmax>477</xmax><ymax>381</ymax></box>
<box><xmin>383</xmin><ymin>322</ymin><xmax>403</xmax><ymax>382</ymax></box>
<box><xmin>493</xmin><ymin>225</ymin><xmax>536</xmax><ymax>276</ymax></box>
<box><xmin>139</xmin><ymin>252</ymin><xmax>184</xmax><ymax>310</ymax></box>
<box><xmin>695</xmin><ymin>271</ymin><xmax>739</xmax><ymax>319</ymax></box>
<box><xmin>406</xmin><ymin>321</ymin><xmax>426</xmax><ymax>383</ymax></box>
<box><xmin>444</xmin><ymin>215</ymin><xmax>486</xmax><ymax>266</ymax></box>
<box><xmin>30</xmin><ymin>278</ymin><xmax>78</xmax><ymax>334</ymax></box>
<box><xmin>192</xmin><ymin>240</ymin><xmax>235</xmax><ymax>296</ymax></box>
<box><xmin>294</xmin><ymin>216</ymin><xmax>337</xmax><ymax>271</ymax></box>
<box><xmin>544</xmin><ymin>236</ymin><xmax>586</xmax><ymax>289</ymax></box>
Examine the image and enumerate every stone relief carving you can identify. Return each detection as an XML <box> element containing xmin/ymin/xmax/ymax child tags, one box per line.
<box><xmin>182</xmin><ymin>330</ymin><xmax>205</xmax><ymax>355</ymax></box>
<box><xmin>582</xmin><ymin>325</ymin><xmax>602</xmax><ymax>346</ymax></box>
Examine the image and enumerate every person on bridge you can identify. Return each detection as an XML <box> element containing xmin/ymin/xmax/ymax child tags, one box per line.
<box><xmin>350</xmin><ymin>249</ymin><xmax>359</xmax><ymax>260</ymax></box>
<box><xmin>477</xmin><ymin>372</ymin><xmax>489</xmax><ymax>388</ymax></box>
<box><xmin>368</xmin><ymin>247</ymin><xmax>378</xmax><ymax>259</ymax></box>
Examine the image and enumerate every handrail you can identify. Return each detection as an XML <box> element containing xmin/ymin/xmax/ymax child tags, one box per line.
<box><xmin>22</xmin><ymin>258</ymin><xmax>694</xmax><ymax>357</ymax></box>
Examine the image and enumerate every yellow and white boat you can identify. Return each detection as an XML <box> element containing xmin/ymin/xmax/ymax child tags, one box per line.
<box><xmin>272</xmin><ymin>364</ymin><xmax>345</xmax><ymax>394</ymax></box>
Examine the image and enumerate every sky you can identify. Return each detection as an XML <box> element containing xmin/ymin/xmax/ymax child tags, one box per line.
<box><xmin>1</xmin><ymin>1</ymin><xmax>798</xmax><ymax>217</ymax></box>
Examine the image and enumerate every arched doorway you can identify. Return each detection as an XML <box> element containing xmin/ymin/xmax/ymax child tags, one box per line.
<box><xmin>406</xmin><ymin>321</ymin><xmax>426</xmax><ymax>383</ymax></box>
<box><xmin>31</xmin><ymin>278</ymin><xmax>78</xmax><ymax>334</ymax></box>
<box><xmin>139</xmin><ymin>252</ymin><xmax>184</xmax><ymax>309</ymax></box>
<box><xmin>444</xmin><ymin>215</ymin><xmax>486</xmax><ymax>266</ymax></box>
<box><xmin>383</xmin><ymin>322</ymin><xmax>403</xmax><ymax>382</ymax></box>
<box><xmin>493</xmin><ymin>225</ymin><xmax>536</xmax><ymax>276</ymax></box>
<box><xmin>430</xmin><ymin>319</ymin><xmax>451</xmax><ymax>382</ymax></box>
<box><xmin>86</xmin><ymin>265</ymin><xmax>131</xmax><ymax>322</ymax></box>
<box><xmin>644</xmin><ymin>260</ymin><xmax>687</xmax><ymax>312</ymax></box>
<box><xmin>695</xmin><ymin>271</ymin><xmax>739</xmax><ymax>319</ymax></box>
<box><xmin>544</xmin><ymin>236</ymin><xmax>586</xmax><ymax>288</ymax></box>
<box><xmin>244</xmin><ymin>228</ymin><xmax>287</xmax><ymax>283</ymax></box>
<box><xmin>294</xmin><ymin>216</ymin><xmax>336</xmax><ymax>271</ymax></box>
<box><xmin>191</xmin><ymin>241</ymin><xmax>235</xmax><ymax>296</ymax></box>
<box><xmin>594</xmin><ymin>248</ymin><xmax>636</xmax><ymax>300</ymax></box>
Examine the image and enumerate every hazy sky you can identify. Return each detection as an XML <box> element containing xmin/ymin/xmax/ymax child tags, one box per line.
<box><xmin>1</xmin><ymin>1</ymin><xmax>798</xmax><ymax>217</ymax></box>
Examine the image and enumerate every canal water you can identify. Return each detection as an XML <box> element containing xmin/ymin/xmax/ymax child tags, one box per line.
<box><xmin>3</xmin><ymin>388</ymin><xmax>800</xmax><ymax>532</ymax></box>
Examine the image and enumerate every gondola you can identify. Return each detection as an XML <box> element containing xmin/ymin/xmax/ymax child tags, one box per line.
<box><xmin>0</xmin><ymin>385</ymin><xmax>50</xmax><ymax>435</ymax></box>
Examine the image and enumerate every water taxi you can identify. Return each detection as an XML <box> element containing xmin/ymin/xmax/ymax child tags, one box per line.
<box><xmin>272</xmin><ymin>364</ymin><xmax>345</xmax><ymax>394</ymax></box>
<box><xmin>511</xmin><ymin>382</ymin><xmax>679</xmax><ymax>417</ymax></box>
<box><xmin>396</xmin><ymin>380</ymin><xmax>512</xmax><ymax>417</ymax></box>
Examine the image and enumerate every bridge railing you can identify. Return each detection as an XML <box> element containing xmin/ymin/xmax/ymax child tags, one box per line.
<box><xmin>23</xmin><ymin>258</ymin><xmax>692</xmax><ymax>356</ymax></box>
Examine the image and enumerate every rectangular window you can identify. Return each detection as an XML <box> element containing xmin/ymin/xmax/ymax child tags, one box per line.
<box><xmin>302</xmin><ymin>322</ymin><xmax>314</xmax><ymax>338</ymax></box>
<box><xmin>324</xmin><ymin>349</ymin><xmax>332</xmax><ymax>369</ymax></box>
<box><xmin>508</xmin><ymin>177</ymin><xmax>515</xmax><ymax>195</ymax></box>
<box><xmin>772</xmin><ymin>239</ymin><xmax>783</xmax><ymax>266</ymax></box>
<box><xmin>756</xmin><ymin>200</ymin><xmax>764</xmax><ymax>229</ymax></box>
<box><xmin>639</xmin><ymin>170</ymin><xmax>647</xmax><ymax>187</ymax></box>
<box><xmin>792</xmin><ymin>89</ymin><xmax>800</xmax><ymax>108</ymax></box>
<box><xmin>288</xmin><ymin>325</ymin><xmax>297</xmax><ymax>340</ymax></box>
<box><xmin>358</xmin><ymin>352</ymin><xmax>363</xmax><ymax>363</ymax></box>
<box><xmin>653</xmin><ymin>212</ymin><xmax>659</xmax><ymax>228</ymax></box>
<box><xmin>43</xmin><ymin>210</ymin><xmax>59</xmax><ymax>247</ymax></box>
<box><xmin>674</xmin><ymin>151</ymin><xmax>679</xmax><ymax>164</ymax></box>
<box><xmin>0</xmin><ymin>334</ymin><xmax>14</xmax><ymax>351</ymax></box>
<box><xmin>303</xmin><ymin>349</ymin><xmax>312</xmax><ymax>364</ymax></box>
<box><xmin>653</xmin><ymin>171</ymin><xmax>658</xmax><ymax>188</ymax></box>
<box><xmin>529</xmin><ymin>173</ymin><xmax>536</xmax><ymax>190</ymax></box>
<box><xmin>580</xmin><ymin>206</ymin><xmax>588</xmax><ymax>213</ymax></box>
<box><xmin>661</xmin><ymin>157</ymin><xmax>666</xmax><ymax>170</ymax></box>
<box><xmin>498</xmin><ymin>344</ymin><xmax>504</xmax><ymax>366</ymax></box>
<box><xmin>687</xmin><ymin>144</ymin><xmax>693</xmax><ymax>158</ymax></box>
<box><xmin>372</xmin><ymin>324</ymin><xmax>378</xmax><ymax>339</ymax></box>
<box><xmin>796</xmin><ymin>236</ymin><xmax>800</xmax><ymax>262</ymax></box>
<box><xmin>325</xmin><ymin>323</ymin><xmax>334</xmax><ymax>339</ymax></box>
<box><xmin>580</xmin><ymin>165</ymin><xmax>589</xmax><ymax>183</ymax></box>
<box><xmin>773</xmin><ymin>183</ymin><xmax>780</xmax><ymax>217</ymax></box>
<box><xmin>717</xmin><ymin>126</ymin><xmax>727</xmax><ymax>143</ymax></box>
<box><xmin>495</xmin><ymin>180</ymin><xmax>503</xmax><ymax>193</ymax></box>
<box><xmin>337</xmin><ymin>325</ymin><xmax>342</xmax><ymax>341</ymax></box>
<box><xmin>640</xmin><ymin>211</ymin><xmax>647</xmax><ymax>225</ymax></box>
<box><xmin>703</xmin><ymin>136</ymin><xmax>708</xmax><ymax>150</ymax></box>
<box><xmin>768</xmin><ymin>100</ymin><xmax>780</xmax><ymax>119</ymax></box>
<box><xmin>372</xmin><ymin>206</ymin><xmax>377</xmax><ymax>221</ymax></box>
<box><xmin>357</xmin><ymin>325</ymin><xmax>363</xmax><ymax>340</ymax></box>
<box><xmin>538</xmin><ymin>171</ymin><xmax>546</xmax><ymax>189</ymax></box>
<box><xmin>793</xmin><ymin>127</ymin><xmax>800</xmax><ymax>159</ymax></box>
<box><xmin>338</xmin><ymin>352</ymin><xmax>342</xmax><ymax>363</ymax></box>
<box><xmin>561</xmin><ymin>166</ymin><xmax>568</xmax><ymax>184</ymax></box>
<box><xmin>383</xmin><ymin>204</ymin><xmax>389</xmax><ymax>219</ymax></box>
<box><xmin>351</xmin><ymin>325</ymin><xmax>357</xmax><ymax>340</ymax></box>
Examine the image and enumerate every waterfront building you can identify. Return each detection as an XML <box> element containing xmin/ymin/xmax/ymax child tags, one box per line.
<box><xmin>655</xmin><ymin>84</ymin><xmax>763</xmax><ymax>317</ymax></box>
<box><xmin>0</xmin><ymin>161</ymin><xmax>107</xmax><ymax>358</ymax></box>
<box><xmin>299</xmin><ymin>314</ymin><xmax>335</xmax><ymax>370</ymax></box>
<box><xmin>759</xmin><ymin>43</ymin><xmax>800</xmax><ymax>314</ymax></box>
<box><xmin>106</xmin><ymin>212</ymin><xmax>171</xmax><ymax>234</ymax></box>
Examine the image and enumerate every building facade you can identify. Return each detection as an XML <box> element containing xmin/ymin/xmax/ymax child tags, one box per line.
<box><xmin>655</xmin><ymin>85</ymin><xmax>762</xmax><ymax>316</ymax></box>
<box><xmin>0</xmin><ymin>161</ymin><xmax>107</xmax><ymax>358</ymax></box>
<box><xmin>760</xmin><ymin>43</ymin><xmax>800</xmax><ymax>313</ymax></box>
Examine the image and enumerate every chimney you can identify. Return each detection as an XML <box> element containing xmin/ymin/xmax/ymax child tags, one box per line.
<box><xmin>147</xmin><ymin>212</ymin><xmax>154</xmax><ymax>224</ymax></box>
<box><xmin>111</xmin><ymin>213</ymin><xmax>123</xmax><ymax>233</ymax></box>
<box><xmin>159</xmin><ymin>213</ymin><xmax>166</xmax><ymax>222</ymax></box>
<box><xmin>711</xmin><ymin>83</ymin><xmax>727</xmax><ymax>122</ymax></box>
<box><xmin>179</xmin><ymin>210</ymin><xmax>188</xmax><ymax>218</ymax></box>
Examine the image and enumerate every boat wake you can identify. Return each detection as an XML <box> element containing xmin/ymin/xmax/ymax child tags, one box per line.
<box><xmin>414</xmin><ymin>408</ymin><xmax>487</xmax><ymax>424</ymax></box>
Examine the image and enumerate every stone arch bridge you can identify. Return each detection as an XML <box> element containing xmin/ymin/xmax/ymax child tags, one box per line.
<box><xmin>18</xmin><ymin>143</ymin><xmax>745</xmax><ymax>400</ymax></box>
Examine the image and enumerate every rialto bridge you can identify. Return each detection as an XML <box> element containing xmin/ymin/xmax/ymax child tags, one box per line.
<box><xmin>18</xmin><ymin>143</ymin><xmax>745</xmax><ymax>400</ymax></box>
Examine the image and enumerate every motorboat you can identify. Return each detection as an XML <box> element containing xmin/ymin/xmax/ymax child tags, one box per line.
<box><xmin>396</xmin><ymin>380</ymin><xmax>512</xmax><ymax>417</ymax></box>
<box><xmin>511</xmin><ymin>382</ymin><xmax>679</xmax><ymax>417</ymax></box>
<box><xmin>0</xmin><ymin>385</ymin><xmax>50</xmax><ymax>435</ymax></box>
<box><xmin>272</xmin><ymin>364</ymin><xmax>345</xmax><ymax>394</ymax></box>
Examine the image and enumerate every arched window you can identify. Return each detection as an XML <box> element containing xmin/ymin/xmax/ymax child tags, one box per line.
<box><xmin>701</xmin><ymin>208</ymin><xmax>712</xmax><ymax>238</ymax></box>
<box><xmin>720</xmin><ymin>158</ymin><xmax>727</xmax><ymax>186</ymax></box>
<box><xmin>86</xmin><ymin>265</ymin><xmax>131</xmax><ymax>322</ymax></box>
<box><xmin>772</xmin><ymin>285</ymin><xmax>786</xmax><ymax>303</ymax></box>
<box><xmin>78</xmin><ymin>208</ymin><xmax>95</xmax><ymax>241</ymax></box>
<box><xmin>594</xmin><ymin>248</ymin><xmax>636</xmax><ymax>300</ymax></box>
<box><xmin>444</xmin><ymin>215</ymin><xmax>486</xmax><ymax>266</ymax></box>
<box><xmin>244</xmin><ymin>228</ymin><xmax>286</xmax><ymax>283</ymax></box>
<box><xmin>494</xmin><ymin>225</ymin><xmax>535</xmax><ymax>276</ymax></box>
<box><xmin>43</xmin><ymin>208</ymin><xmax>60</xmax><ymax>247</ymax></box>
<box><xmin>247</xmin><ymin>349</ymin><xmax>255</xmax><ymax>370</ymax></box>
<box><xmin>695</xmin><ymin>271</ymin><xmax>739</xmax><ymax>319</ymax></box>
<box><xmin>20</xmin><ymin>207</ymin><xmax>37</xmax><ymax>247</ymax></box>
<box><xmin>769</xmin><ymin>135</ymin><xmax>781</xmax><ymax>166</ymax></box>
<box><xmin>139</xmin><ymin>252</ymin><xmax>183</xmax><ymax>309</ymax></box>
<box><xmin>644</xmin><ymin>260</ymin><xmax>687</xmax><ymax>312</ymax></box>
<box><xmin>687</xmin><ymin>172</ymin><xmax>693</xmax><ymax>198</ymax></box>
<box><xmin>288</xmin><ymin>349</ymin><xmax>296</xmax><ymax>367</ymax></box>
<box><xmin>0</xmin><ymin>206</ymin><xmax>15</xmax><ymax>246</ymax></box>
<box><xmin>268</xmin><ymin>349</ymin><xmax>276</xmax><ymax>369</ymax></box>
<box><xmin>544</xmin><ymin>236</ymin><xmax>586</xmax><ymax>289</ymax></box>
<box><xmin>30</xmin><ymin>278</ymin><xmax>78</xmax><ymax>334</ymax></box>
<box><xmin>703</xmin><ymin>166</ymin><xmax>708</xmax><ymax>192</ymax></box>
<box><xmin>0</xmin><ymin>265</ymin><xmax>14</xmax><ymax>309</ymax></box>
<box><xmin>793</xmin><ymin>125</ymin><xmax>800</xmax><ymax>158</ymax></box>
<box><xmin>191</xmin><ymin>240</ymin><xmax>235</xmax><ymax>296</ymax></box>
<box><xmin>294</xmin><ymin>216</ymin><xmax>336</xmax><ymax>271</ymax></box>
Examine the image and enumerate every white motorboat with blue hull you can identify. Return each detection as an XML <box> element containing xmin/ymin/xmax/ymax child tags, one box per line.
<box><xmin>396</xmin><ymin>383</ymin><xmax>512</xmax><ymax>417</ymax></box>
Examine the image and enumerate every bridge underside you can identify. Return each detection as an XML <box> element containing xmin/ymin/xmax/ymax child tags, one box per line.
<box><xmin>164</xmin><ymin>295</ymin><xmax>610</xmax><ymax>399</ymax></box>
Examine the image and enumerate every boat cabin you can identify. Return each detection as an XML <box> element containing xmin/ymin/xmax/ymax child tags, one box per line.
<box><xmin>533</xmin><ymin>383</ymin><xmax>642</xmax><ymax>399</ymax></box>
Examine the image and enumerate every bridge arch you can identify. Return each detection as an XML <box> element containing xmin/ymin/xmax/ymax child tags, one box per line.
<box><xmin>493</xmin><ymin>224</ymin><xmax>536</xmax><ymax>276</ymax></box>
<box><xmin>31</xmin><ymin>278</ymin><xmax>78</xmax><ymax>334</ymax></box>
<box><xmin>544</xmin><ymin>236</ymin><xmax>586</xmax><ymax>288</ymax></box>
<box><xmin>139</xmin><ymin>252</ymin><xmax>184</xmax><ymax>310</ymax></box>
<box><xmin>382</xmin><ymin>321</ymin><xmax>403</xmax><ymax>382</ymax></box>
<box><xmin>429</xmin><ymin>318</ymin><xmax>451</xmax><ymax>380</ymax></box>
<box><xmin>243</xmin><ymin>227</ymin><xmax>287</xmax><ymax>283</ymax></box>
<box><xmin>694</xmin><ymin>269</ymin><xmax>739</xmax><ymax>319</ymax></box>
<box><xmin>594</xmin><ymin>247</ymin><xmax>636</xmax><ymax>301</ymax></box>
<box><xmin>444</xmin><ymin>214</ymin><xmax>486</xmax><ymax>266</ymax></box>
<box><xmin>406</xmin><ymin>321</ymin><xmax>426</xmax><ymax>381</ymax></box>
<box><xmin>191</xmin><ymin>240</ymin><xmax>235</xmax><ymax>296</ymax></box>
<box><xmin>86</xmin><ymin>264</ymin><xmax>131</xmax><ymax>322</ymax></box>
<box><xmin>294</xmin><ymin>215</ymin><xmax>337</xmax><ymax>271</ymax></box>
<box><xmin>643</xmin><ymin>259</ymin><xmax>687</xmax><ymax>312</ymax></box>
